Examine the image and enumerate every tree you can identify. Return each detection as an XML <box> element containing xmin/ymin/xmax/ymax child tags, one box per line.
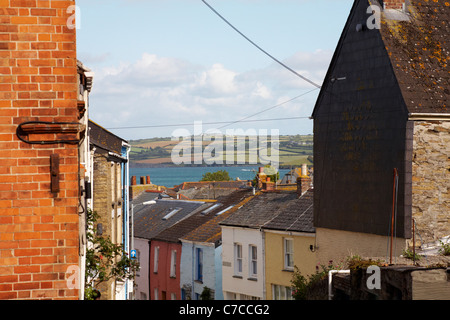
<box><xmin>200</xmin><ymin>286</ymin><xmax>213</xmax><ymax>300</ymax></box>
<box><xmin>84</xmin><ymin>209</ymin><xmax>139</xmax><ymax>300</ymax></box>
<box><xmin>200</xmin><ymin>170</ymin><xmax>232</xmax><ymax>182</ymax></box>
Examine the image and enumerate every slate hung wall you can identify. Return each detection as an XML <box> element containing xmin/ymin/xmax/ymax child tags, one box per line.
<box><xmin>0</xmin><ymin>0</ymin><xmax>80</xmax><ymax>299</ymax></box>
<box><xmin>312</xmin><ymin>0</ymin><xmax>412</xmax><ymax>238</ymax></box>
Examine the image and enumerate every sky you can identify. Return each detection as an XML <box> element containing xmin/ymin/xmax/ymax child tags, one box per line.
<box><xmin>76</xmin><ymin>0</ymin><xmax>354</xmax><ymax>140</ymax></box>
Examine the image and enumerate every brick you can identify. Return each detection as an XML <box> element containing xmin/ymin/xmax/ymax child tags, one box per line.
<box><xmin>30</xmin><ymin>8</ymin><xmax>57</xmax><ymax>16</ymax></box>
<box><xmin>14</xmin><ymin>248</ymin><xmax>41</xmax><ymax>256</ymax></box>
<box><xmin>14</xmin><ymin>231</ymin><xmax>41</xmax><ymax>240</ymax></box>
<box><xmin>11</xmin><ymin>16</ymin><xmax>38</xmax><ymax>25</ymax></box>
<box><xmin>31</xmin><ymin>255</ymin><xmax>57</xmax><ymax>264</ymax></box>
<box><xmin>13</xmin><ymin>282</ymin><xmax>40</xmax><ymax>291</ymax></box>
<box><xmin>0</xmin><ymin>292</ymin><xmax>17</xmax><ymax>300</ymax></box>
<box><xmin>30</xmin><ymin>240</ymin><xmax>56</xmax><ymax>248</ymax></box>
<box><xmin>10</xmin><ymin>0</ymin><xmax>37</xmax><ymax>8</ymax></box>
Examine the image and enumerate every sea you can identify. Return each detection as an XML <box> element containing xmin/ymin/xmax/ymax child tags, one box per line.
<box><xmin>129</xmin><ymin>166</ymin><xmax>291</xmax><ymax>188</ymax></box>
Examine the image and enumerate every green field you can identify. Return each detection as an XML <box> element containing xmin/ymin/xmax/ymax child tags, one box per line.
<box><xmin>129</xmin><ymin>135</ymin><xmax>313</xmax><ymax>168</ymax></box>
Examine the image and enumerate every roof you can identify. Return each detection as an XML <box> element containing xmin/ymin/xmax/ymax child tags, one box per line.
<box><xmin>180</xmin><ymin>189</ymin><xmax>255</xmax><ymax>246</ymax></box>
<box><xmin>220</xmin><ymin>189</ymin><xmax>315</xmax><ymax>233</ymax></box>
<box><xmin>261</xmin><ymin>189</ymin><xmax>314</xmax><ymax>233</ymax></box>
<box><xmin>153</xmin><ymin>189</ymin><xmax>253</xmax><ymax>244</ymax></box>
<box><xmin>133</xmin><ymin>198</ymin><xmax>208</xmax><ymax>240</ymax></box>
<box><xmin>89</xmin><ymin>120</ymin><xmax>128</xmax><ymax>155</ymax></box>
<box><xmin>312</xmin><ymin>0</ymin><xmax>449</xmax><ymax>117</ymax></box>
<box><xmin>379</xmin><ymin>0</ymin><xmax>450</xmax><ymax>113</ymax></box>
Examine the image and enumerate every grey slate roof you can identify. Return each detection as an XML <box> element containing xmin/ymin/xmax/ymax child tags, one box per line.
<box><xmin>262</xmin><ymin>189</ymin><xmax>314</xmax><ymax>233</ymax></box>
<box><xmin>153</xmin><ymin>189</ymin><xmax>253</xmax><ymax>244</ymax></box>
<box><xmin>220</xmin><ymin>189</ymin><xmax>315</xmax><ymax>234</ymax></box>
<box><xmin>133</xmin><ymin>198</ymin><xmax>208</xmax><ymax>240</ymax></box>
<box><xmin>180</xmin><ymin>189</ymin><xmax>254</xmax><ymax>246</ymax></box>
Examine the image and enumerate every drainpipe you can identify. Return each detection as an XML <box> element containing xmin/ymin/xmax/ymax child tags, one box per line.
<box><xmin>328</xmin><ymin>270</ymin><xmax>350</xmax><ymax>300</ymax></box>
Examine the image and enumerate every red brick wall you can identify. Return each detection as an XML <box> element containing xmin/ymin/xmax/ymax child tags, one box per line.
<box><xmin>0</xmin><ymin>0</ymin><xmax>80</xmax><ymax>300</ymax></box>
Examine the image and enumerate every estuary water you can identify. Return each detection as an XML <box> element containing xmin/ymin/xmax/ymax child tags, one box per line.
<box><xmin>129</xmin><ymin>166</ymin><xmax>290</xmax><ymax>188</ymax></box>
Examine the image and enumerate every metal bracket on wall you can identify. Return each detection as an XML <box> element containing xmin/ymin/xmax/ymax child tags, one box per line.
<box><xmin>50</xmin><ymin>154</ymin><xmax>60</xmax><ymax>194</ymax></box>
<box><xmin>16</xmin><ymin>121</ymin><xmax>84</xmax><ymax>145</ymax></box>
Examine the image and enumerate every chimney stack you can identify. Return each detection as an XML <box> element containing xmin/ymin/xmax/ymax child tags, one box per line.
<box><xmin>297</xmin><ymin>164</ymin><xmax>311</xmax><ymax>197</ymax></box>
<box><xmin>384</xmin><ymin>0</ymin><xmax>405</xmax><ymax>10</ymax></box>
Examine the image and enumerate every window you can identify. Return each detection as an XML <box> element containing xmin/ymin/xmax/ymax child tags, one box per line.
<box><xmin>139</xmin><ymin>292</ymin><xmax>147</xmax><ymax>300</ymax></box>
<box><xmin>284</xmin><ymin>239</ymin><xmax>294</xmax><ymax>270</ymax></box>
<box><xmin>196</xmin><ymin>248</ymin><xmax>203</xmax><ymax>282</ymax></box>
<box><xmin>234</xmin><ymin>243</ymin><xmax>242</xmax><ymax>275</ymax></box>
<box><xmin>162</xmin><ymin>208</ymin><xmax>182</xmax><ymax>220</ymax></box>
<box><xmin>272</xmin><ymin>285</ymin><xmax>293</xmax><ymax>300</ymax></box>
<box><xmin>154</xmin><ymin>288</ymin><xmax>159</xmax><ymax>300</ymax></box>
<box><xmin>170</xmin><ymin>293</ymin><xmax>176</xmax><ymax>300</ymax></box>
<box><xmin>216</xmin><ymin>205</ymin><xmax>234</xmax><ymax>216</ymax></box>
<box><xmin>153</xmin><ymin>246</ymin><xmax>159</xmax><ymax>273</ymax></box>
<box><xmin>249</xmin><ymin>245</ymin><xmax>257</xmax><ymax>277</ymax></box>
<box><xmin>170</xmin><ymin>250</ymin><xmax>177</xmax><ymax>278</ymax></box>
<box><xmin>202</xmin><ymin>203</ymin><xmax>222</xmax><ymax>214</ymax></box>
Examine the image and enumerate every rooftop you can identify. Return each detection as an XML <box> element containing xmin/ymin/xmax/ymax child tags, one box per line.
<box><xmin>220</xmin><ymin>188</ymin><xmax>314</xmax><ymax>234</ymax></box>
<box><xmin>378</xmin><ymin>0</ymin><xmax>450</xmax><ymax>113</ymax></box>
<box><xmin>153</xmin><ymin>189</ymin><xmax>254</xmax><ymax>244</ymax></box>
<box><xmin>133</xmin><ymin>198</ymin><xmax>208</xmax><ymax>240</ymax></box>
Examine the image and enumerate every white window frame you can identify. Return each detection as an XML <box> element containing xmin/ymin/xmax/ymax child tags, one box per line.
<box><xmin>249</xmin><ymin>245</ymin><xmax>257</xmax><ymax>278</ymax></box>
<box><xmin>284</xmin><ymin>238</ymin><xmax>294</xmax><ymax>270</ymax></box>
<box><xmin>272</xmin><ymin>284</ymin><xmax>293</xmax><ymax>300</ymax></box>
<box><xmin>170</xmin><ymin>249</ymin><xmax>177</xmax><ymax>278</ymax></box>
<box><xmin>196</xmin><ymin>248</ymin><xmax>203</xmax><ymax>282</ymax></box>
<box><xmin>153</xmin><ymin>246</ymin><xmax>159</xmax><ymax>273</ymax></box>
<box><xmin>234</xmin><ymin>243</ymin><xmax>242</xmax><ymax>276</ymax></box>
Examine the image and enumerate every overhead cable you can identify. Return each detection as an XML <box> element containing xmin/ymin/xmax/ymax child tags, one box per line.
<box><xmin>106</xmin><ymin>115</ymin><xmax>311</xmax><ymax>130</ymax></box>
<box><xmin>201</xmin><ymin>0</ymin><xmax>321</xmax><ymax>89</ymax></box>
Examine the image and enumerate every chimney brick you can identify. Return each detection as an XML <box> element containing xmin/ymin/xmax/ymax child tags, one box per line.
<box><xmin>297</xmin><ymin>176</ymin><xmax>311</xmax><ymax>197</ymax></box>
<box><xmin>384</xmin><ymin>0</ymin><xmax>405</xmax><ymax>10</ymax></box>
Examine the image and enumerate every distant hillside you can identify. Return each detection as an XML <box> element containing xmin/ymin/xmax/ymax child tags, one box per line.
<box><xmin>129</xmin><ymin>135</ymin><xmax>313</xmax><ymax>168</ymax></box>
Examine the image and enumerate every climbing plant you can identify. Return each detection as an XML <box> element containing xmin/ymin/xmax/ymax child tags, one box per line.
<box><xmin>84</xmin><ymin>209</ymin><xmax>139</xmax><ymax>300</ymax></box>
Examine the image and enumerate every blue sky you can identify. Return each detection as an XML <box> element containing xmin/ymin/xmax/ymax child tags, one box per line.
<box><xmin>76</xmin><ymin>0</ymin><xmax>353</xmax><ymax>140</ymax></box>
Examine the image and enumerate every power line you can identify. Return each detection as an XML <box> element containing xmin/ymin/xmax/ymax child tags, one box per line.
<box><xmin>201</xmin><ymin>0</ymin><xmax>321</xmax><ymax>89</ymax></box>
<box><xmin>106</xmin><ymin>116</ymin><xmax>311</xmax><ymax>130</ymax></box>
<box><xmin>106</xmin><ymin>88</ymin><xmax>318</xmax><ymax>131</ymax></box>
<box><xmin>216</xmin><ymin>88</ymin><xmax>319</xmax><ymax>129</ymax></box>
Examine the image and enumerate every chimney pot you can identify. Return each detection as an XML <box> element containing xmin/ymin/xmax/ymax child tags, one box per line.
<box><xmin>301</xmin><ymin>164</ymin><xmax>308</xmax><ymax>177</ymax></box>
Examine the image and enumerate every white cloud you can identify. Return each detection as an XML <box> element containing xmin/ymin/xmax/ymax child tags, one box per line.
<box><xmin>87</xmin><ymin>50</ymin><xmax>332</xmax><ymax>139</ymax></box>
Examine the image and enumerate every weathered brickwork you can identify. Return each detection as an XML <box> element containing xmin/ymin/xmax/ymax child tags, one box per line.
<box><xmin>412</xmin><ymin>120</ymin><xmax>450</xmax><ymax>245</ymax></box>
<box><xmin>0</xmin><ymin>0</ymin><xmax>80</xmax><ymax>299</ymax></box>
<box><xmin>92</xmin><ymin>153</ymin><xmax>123</xmax><ymax>300</ymax></box>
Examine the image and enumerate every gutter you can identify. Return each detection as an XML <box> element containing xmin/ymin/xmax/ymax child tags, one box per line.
<box><xmin>408</xmin><ymin>113</ymin><xmax>450</xmax><ymax>121</ymax></box>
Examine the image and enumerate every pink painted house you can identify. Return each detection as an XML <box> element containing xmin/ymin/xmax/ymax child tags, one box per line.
<box><xmin>150</xmin><ymin>240</ymin><xmax>182</xmax><ymax>300</ymax></box>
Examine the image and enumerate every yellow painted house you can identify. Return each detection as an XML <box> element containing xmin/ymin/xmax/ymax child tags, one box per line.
<box><xmin>262</xmin><ymin>189</ymin><xmax>316</xmax><ymax>300</ymax></box>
